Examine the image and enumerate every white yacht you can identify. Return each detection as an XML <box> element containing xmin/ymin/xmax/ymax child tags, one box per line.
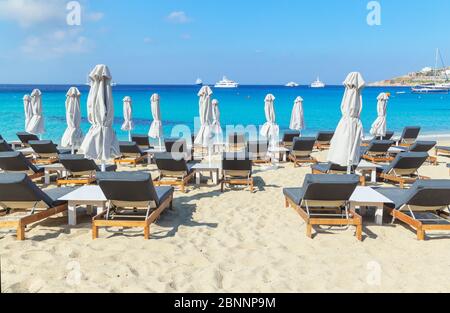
<box><xmin>195</xmin><ymin>78</ymin><xmax>203</xmax><ymax>86</ymax></box>
<box><xmin>311</xmin><ymin>77</ymin><xmax>325</xmax><ymax>88</ymax></box>
<box><xmin>285</xmin><ymin>82</ymin><xmax>299</xmax><ymax>87</ymax></box>
<box><xmin>214</xmin><ymin>76</ymin><xmax>239</xmax><ymax>88</ymax></box>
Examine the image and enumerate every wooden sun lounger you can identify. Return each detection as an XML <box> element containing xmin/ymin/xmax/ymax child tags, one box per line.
<box><xmin>92</xmin><ymin>172</ymin><xmax>174</xmax><ymax>239</ymax></box>
<box><xmin>221</xmin><ymin>153</ymin><xmax>254</xmax><ymax>193</ymax></box>
<box><xmin>283</xmin><ymin>174</ymin><xmax>362</xmax><ymax>240</ymax></box>
<box><xmin>377</xmin><ymin>180</ymin><xmax>450</xmax><ymax>240</ymax></box>
<box><xmin>0</xmin><ymin>173</ymin><xmax>75</xmax><ymax>240</ymax></box>
<box><xmin>153</xmin><ymin>171</ymin><xmax>195</xmax><ymax>193</ymax></box>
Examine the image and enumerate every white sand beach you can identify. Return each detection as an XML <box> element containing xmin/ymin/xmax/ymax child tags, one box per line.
<box><xmin>1</xmin><ymin>141</ymin><xmax>450</xmax><ymax>293</ymax></box>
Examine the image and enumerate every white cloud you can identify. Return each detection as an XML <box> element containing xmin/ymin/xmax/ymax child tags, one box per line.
<box><xmin>0</xmin><ymin>0</ymin><xmax>104</xmax><ymax>27</ymax></box>
<box><xmin>167</xmin><ymin>11</ymin><xmax>191</xmax><ymax>24</ymax></box>
<box><xmin>21</xmin><ymin>29</ymin><xmax>91</xmax><ymax>59</ymax></box>
<box><xmin>0</xmin><ymin>0</ymin><xmax>66</xmax><ymax>27</ymax></box>
<box><xmin>143</xmin><ymin>37</ymin><xmax>153</xmax><ymax>44</ymax></box>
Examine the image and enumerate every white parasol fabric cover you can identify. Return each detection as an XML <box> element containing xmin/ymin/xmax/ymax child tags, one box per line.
<box><xmin>148</xmin><ymin>93</ymin><xmax>163</xmax><ymax>139</ymax></box>
<box><xmin>23</xmin><ymin>94</ymin><xmax>32</xmax><ymax>130</ymax></box>
<box><xmin>80</xmin><ymin>64</ymin><xmax>120</xmax><ymax>161</ymax></box>
<box><xmin>370</xmin><ymin>92</ymin><xmax>389</xmax><ymax>137</ymax></box>
<box><xmin>121</xmin><ymin>96</ymin><xmax>134</xmax><ymax>132</ymax></box>
<box><xmin>26</xmin><ymin>89</ymin><xmax>45</xmax><ymax>135</ymax></box>
<box><xmin>327</xmin><ymin>72</ymin><xmax>365</xmax><ymax>167</ymax></box>
<box><xmin>211</xmin><ymin>99</ymin><xmax>223</xmax><ymax>140</ymax></box>
<box><xmin>289</xmin><ymin>96</ymin><xmax>305</xmax><ymax>131</ymax></box>
<box><xmin>260</xmin><ymin>94</ymin><xmax>279</xmax><ymax>144</ymax></box>
<box><xmin>61</xmin><ymin>87</ymin><xmax>84</xmax><ymax>148</ymax></box>
<box><xmin>194</xmin><ymin>86</ymin><xmax>213</xmax><ymax>147</ymax></box>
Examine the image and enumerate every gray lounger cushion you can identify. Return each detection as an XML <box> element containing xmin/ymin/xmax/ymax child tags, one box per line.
<box><xmin>312</xmin><ymin>162</ymin><xmax>356</xmax><ymax>173</ymax></box>
<box><xmin>0</xmin><ymin>151</ymin><xmax>43</xmax><ymax>174</ymax></box>
<box><xmin>282</xmin><ymin>131</ymin><xmax>300</xmax><ymax>143</ymax></box>
<box><xmin>436</xmin><ymin>146</ymin><xmax>450</xmax><ymax>152</ymax></box>
<box><xmin>408</xmin><ymin>141</ymin><xmax>436</xmax><ymax>153</ymax></box>
<box><xmin>377</xmin><ymin>152</ymin><xmax>428</xmax><ymax>174</ymax></box>
<box><xmin>59</xmin><ymin>154</ymin><xmax>117</xmax><ymax>173</ymax></box>
<box><xmin>291</xmin><ymin>137</ymin><xmax>316</xmax><ymax>153</ymax></box>
<box><xmin>154</xmin><ymin>152</ymin><xmax>192</xmax><ymax>173</ymax></box>
<box><xmin>96</xmin><ymin>172</ymin><xmax>174</xmax><ymax>207</ymax></box>
<box><xmin>377</xmin><ymin>180</ymin><xmax>450</xmax><ymax>210</ymax></box>
<box><xmin>316</xmin><ymin>131</ymin><xmax>334</xmax><ymax>142</ymax></box>
<box><xmin>0</xmin><ymin>140</ymin><xmax>13</xmax><ymax>152</ymax></box>
<box><xmin>16</xmin><ymin>132</ymin><xmax>39</xmax><ymax>144</ymax></box>
<box><xmin>283</xmin><ymin>174</ymin><xmax>359</xmax><ymax>205</ymax></box>
<box><xmin>0</xmin><ymin>173</ymin><xmax>75</xmax><ymax>207</ymax></box>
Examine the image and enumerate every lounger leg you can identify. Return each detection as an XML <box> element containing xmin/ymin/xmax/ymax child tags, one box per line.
<box><xmin>249</xmin><ymin>180</ymin><xmax>254</xmax><ymax>193</ymax></box>
<box><xmin>306</xmin><ymin>224</ymin><xmax>312</xmax><ymax>238</ymax></box>
<box><xmin>221</xmin><ymin>181</ymin><xmax>224</xmax><ymax>193</ymax></box>
<box><xmin>417</xmin><ymin>228</ymin><xmax>425</xmax><ymax>241</ymax></box>
<box><xmin>17</xmin><ymin>223</ymin><xmax>26</xmax><ymax>241</ymax></box>
<box><xmin>92</xmin><ymin>224</ymin><xmax>99</xmax><ymax>240</ymax></box>
<box><xmin>356</xmin><ymin>224</ymin><xmax>362</xmax><ymax>241</ymax></box>
<box><xmin>285</xmin><ymin>197</ymin><xmax>289</xmax><ymax>208</ymax></box>
<box><xmin>144</xmin><ymin>225</ymin><xmax>150</xmax><ymax>240</ymax></box>
<box><xmin>399</xmin><ymin>181</ymin><xmax>405</xmax><ymax>189</ymax></box>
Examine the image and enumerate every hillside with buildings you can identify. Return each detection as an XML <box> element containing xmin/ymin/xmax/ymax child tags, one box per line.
<box><xmin>369</xmin><ymin>66</ymin><xmax>450</xmax><ymax>86</ymax></box>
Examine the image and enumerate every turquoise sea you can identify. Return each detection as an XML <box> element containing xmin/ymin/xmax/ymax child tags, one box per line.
<box><xmin>0</xmin><ymin>85</ymin><xmax>449</xmax><ymax>143</ymax></box>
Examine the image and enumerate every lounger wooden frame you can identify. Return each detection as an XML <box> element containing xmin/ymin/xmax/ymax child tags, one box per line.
<box><xmin>92</xmin><ymin>195</ymin><xmax>173</xmax><ymax>240</ymax></box>
<box><xmin>379</xmin><ymin>172</ymin><xmax>430</xmax><ymax>189</ymax></box>
<box><xmin>221</xmin><ymin>171</ymin><xmax>254</xmax><ymax>193</ymax></box>
<box><xmin>435</xmin><ymin>147</ymin><xmax>450</xmax><ymax>156</ymax></box>
<box><xmin>288</xmin><ymin>154</ymin><xmax>317</xmax><ymax>167</ymax></box>
<box><xmin>314</xmin><ymin>142</ymin><xmax>331</xmax><ymax>151</ymax></box>
<box><xmin>153</xmin><ymin>171</ymin><xmax>195</xmax><ymax>193</ymax></box>
<box><xmin>57</xmin><ymin>176</ymin><xmax>96</xmax><ymax>186</ymax></box>
<box><xmin>114</xmin><ymin>155</ymin><xmax>147</xmax><ymax>167</ymax></box>
<box><xmin>32</xmin><ymin>158</ymin><xmax>59</xmax><ymax>165</ymax></box>
<box><xmin>284</xmin><ymin>196</ymin><xmax>362</xmax><ymax>241</ymax></box>
<box><xmin>0</xmin><ymin>204</ymin><xmax>67</xmax><ymax>240</ymax></box>
<box><xmin>362</xmin><ymin>154</ymin><xmax>394</xmax><ymax>163</ymax></box>
<box><xmin>388</xmin><ymin>206</ymin><xmax>450</xmax><ymax>241</ymax></box>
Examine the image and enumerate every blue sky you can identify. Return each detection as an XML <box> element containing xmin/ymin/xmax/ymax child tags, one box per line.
<box><xmin>0</xmin><ymin>0</ymin><xmax>449</xmax><ymax>84</ymax></box>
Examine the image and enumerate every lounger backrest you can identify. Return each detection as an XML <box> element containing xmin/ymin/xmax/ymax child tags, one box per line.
<box><xmin>0</xmin><ymin>173</ymin><xmax>54</xmax><ymax>209</ymax></box>
<box><xmin>247</xmin><ymin>141</ymin><xmax>269</xmax><ymax>156</ymax></box>
<box><xmin>282</xmin><ymin>131</ymin><xmax>300</xmax><ymax>143</ymax></box>
<box><xmin>154</xmin><ymin>152</ymin><xmax>189</xmax><ymax>174</ymax></box>
<box><xmin>222</xmin><ymin>153</ymin><xmax>252</xmax><ymax>176</ymax></box>
<box><xmin>401</xmin><ymin>126</ymin><xmax>421</xmax><ymax>142</ymax></box>
<box><xmin>367</xmin><ymin>140</ymin><xmax>395</xmax><ymax>153</ymax></box>
<box><xmin>292</xmin><ymin>137</ymin><xmax>316</xmax><ymax>155</ymax></box>
<box><xmin>0</xmin><ymin>140</ymin><xmax>13</xmax><ymax>152</ymax></box>
<box><xmin>328</xmin><ymin>163</ymin><xmax>355</xmax><ymax>173</ymax></box>
<box><xmin>384</xmin><ymin>152</ymin><xmax>428</xmax><ymax>175</ymax></box>
<box><xmin>374</xmin><ymin>131</ymin><xmax>394</xmax><ymax>141</ymax></box>
<box><xmin>165</xmin><ymin>138</ymin><xmax>188</xmax><ymax>154</ymax></box>
<box><xmin>17</xmin><ymin>132</ymin><xmax>39</xmax><ymax>145</ymax></box>
<box><xmin>59</xmin><ymin>154</ymin><xmax>98</xmax><ymax>175</ymax></box>
<box><xmin>131</xmin><ymin>135</ymin><xmax>150</xmax><ymax>149</ymax></box>
<box><xmin>228</xmin><ymin>133</ymin><xmax>246</xmax><ymax>147</ymax></box>
<box><xmin>402</xmin><ymin>180</ymin><xmax>450</xmax><ymax>209</ymax></box>
<box><xmin>409</xmin><ymin>141</ymin><xmax>436</xmax><ymax>153</ymax></box>
<box><xmin>316</xmin><ymin>131</ymin><xmax>334</xmax><ymax>143</ymax></box>
<box><xmin>29</xmin><ymin>140</ymin><xmax>59</xmax><ymax>157</ymax></box>
<box><xmin>302</xmin><ymin>174</ymin><xmax>359</xmax><ymax>202</ymax></box>
<box><xmin>0</xmin><ymin>151</ymin><xmax>40</xmax><ymax>174</ymax></box>
<box><xmin>119</xmin><ymin>142</ymin><xmax>144</xmax><ymax>157</ymax></box>
<box><xmin>97</xmin><ymin>172</ymin><xmax>161</xmax><ymax>208</ymax></box>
